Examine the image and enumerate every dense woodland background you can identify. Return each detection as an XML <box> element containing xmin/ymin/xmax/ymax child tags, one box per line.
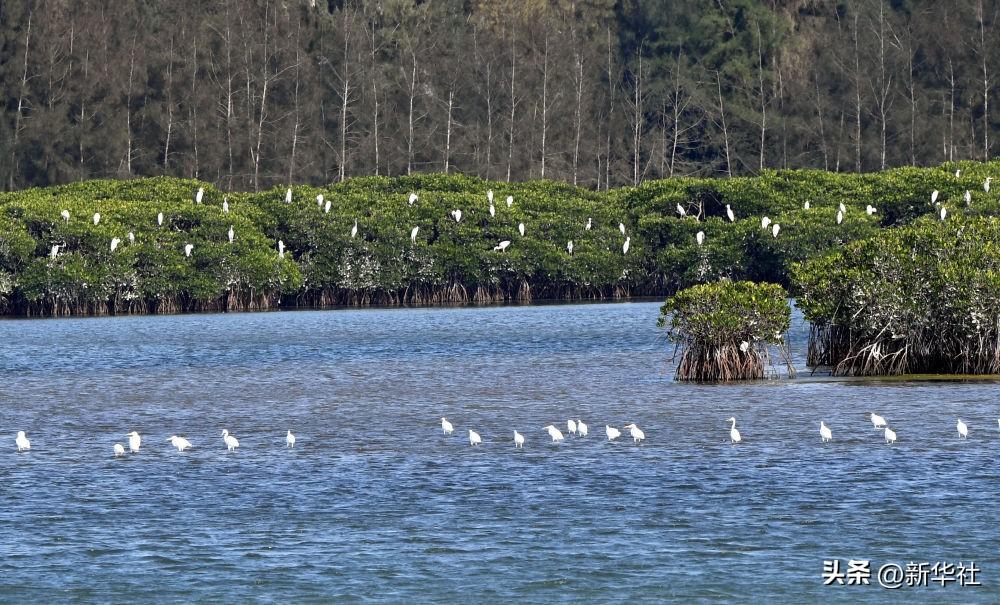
<box><xmin>1</xmin><ymin>0</ymin><xmax>997</xmax><ymax>192</ymax></box>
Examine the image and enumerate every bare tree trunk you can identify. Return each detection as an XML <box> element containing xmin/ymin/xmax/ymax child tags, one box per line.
<box><xmin>605</xmin><ymin>25</ymin><xmax>613</xmax><ymax>189</ymax></box>
<box><xmin>853</xmin><ymin>13</ymin><xmax>862</xmax><ymax>172</ymax></box>
<box><xmin>506</xmin><ymin>26</ymin><xmax>516</xmax><ymax>183</ymax></box>
<box><xmin>339</xmin><ymin>52</ymin><xmax>351</xmax><ymax>182</ymax></box>
<box><xmin>407</xmin><ymin>49</ymin><xmax>417</xmax><ymax>175</ymax></box>
<box><xmin>978</xmin><ymin>0</ymin><xmax>991</xmax><ymax>160</ymax></box>
<box><xmin>223</xmin><ymin>12</ymin><xmax>235</xmax><ymax>188</ymax></box>
<box><xmin>190</xmin><ymin>29</ymin><xmax>200</xmax><ymax>180</ymax></box>
<box><xmin>369</xmin><ymin>18</ymin><xmax>380</xmax><ymax>175</ymax></box>
<box><xmin>716</xmin><ymin>71</ymin><xmax>732</xmax><ymax>178</ymax></box>
<box><xmin>755</xmin><ymin>19</ymin><xmax>766</xmax><ymax>171</ymax></box>
<box><xmin>164</xmin><ymin>34</ymin><xmax>175</xmax><ymax>173</ymax></box>
<box><xmin>79</xmin><ymin>48</ymin><xmax>89</xmax><ymax>169</ymax></box>
<box><xmin>949</xmin><ymin>58</ymin><xmax>956</xmax><ymax>162</ymax></box>
<box><xmin>631</xmin><ymin>49</ymin><xmax>642</xmax><ymax>186</ymax></box>
<box><xmin>124</xmin><ymin>35</ymin><xmax>137</xmax><ymax>176</ymax></box>
<box><xmin>9</xmin><ymin>10</ymin><xmax>32</xmax><ymax>190</ymax></box>
<box><xmin>540</xmin><ymin>30</ymin><xmax>550</xmax><ymax>179</ymax></box>
<box><xmin>571</xmin><ymin>22</ymin><xmax>583</xmax><ymax>186</ymax></box>
<box><xmin>288</xmin><ymin>22</ymin><xmax>302</xmax><ymax>183</ymax></box>
<box><xmin>814</xmin><ymin>78</ymin><xmax>829</xmax><ymax>171</ymax></box>
<box><xmin>444</xmin><ymin>87</ymin><xmax>454</xmax><ymax>173</ymax></box>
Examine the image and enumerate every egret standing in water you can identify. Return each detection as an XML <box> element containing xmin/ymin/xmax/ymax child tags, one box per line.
<box><xmin>468</xmin><ymin>430</ymin><xmax>482</xmax><ymax>446</ymax></box>
<box><xmin>168</xmin><ymin>436</ymin><xmax>192</xmax><ymax>452</ymax></box>
<box><xmin>221</xmin><ymin>429</ymin><xmax>239</xmax><ymax>451</ymax></box>
<box><xmin>884</xmin><ymin>426</ymin><xmax>897</xmax><ymax>444</ymax></box>
<box><xmin>624</xmin><ymin>423</ymin><xmax>645</xmax><ymax>444</ymax></box>
<box><xmin>578</xmin><ymin>420</ymin><xmax>588</xmax><ymax>437</ymax></box>
<box><xmin>286</xmin><ymin>430</ymin><xmax>296</xmax><ymax>447</ymax></box>
<box><xmin>114</xmin><ymin>443</ymin><xmax>126</xmax><ymax>457</ymax></box>
<box><xmin>514</xmin><ymin>431</ymin><xmax>524</xmax><ymax>448</ymax></box>
<box><xmin>868</xmin><ymin>412</ymin><xmax>887</xmax><ymax>429</ymax></box>
<box><xmin>15</xmin><ymin>431</ymin><xmax>30</xmax><ymax>452</ymax></box>
<box><xmin>726</xmin><ymin>417</ymin><xmax>741</xmax><ymax>443</ymax></box>
<box><xmin>957</xmin><ymin>419</ymin><xmax>968</xmax><ymax>438</ymax></box>
<box><xmin>127</xmin><ymin>431</ymin><xmax>141</xmax><ymax>453</ymax></box>
<box><xmin>567</xmin><ymin>419</ymin><xmax>578</xmax><ymax>436</ymax></box>
<box><xmin>441</xmin><ymin>417</ymin><xmax>454</xmax><ymax>435</ymax></box>
<box><xmin>820</xmin><ymin>421</ymin><xmax>832</xmax><ymax>442</ymax></box>
<box><xmin>544</xmin><ymin>425</ymin><xmax>564</xmax><ymax>442</ymax></box>
<box><xmin>605</xmin><ymin>425</ymin><xmax>621</xmax><ymax>441</ymax></box>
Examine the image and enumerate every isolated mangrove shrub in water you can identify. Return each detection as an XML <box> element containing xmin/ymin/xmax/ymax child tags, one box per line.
<box><xmin>659</xmin><ymin>281</ymin><xmax>791</xmax><ymax>382</ymax></box>
<box><xmin>793</xmin><ymin>217</ymin><xmax>1000</xmax><ymax>375</ymax></box>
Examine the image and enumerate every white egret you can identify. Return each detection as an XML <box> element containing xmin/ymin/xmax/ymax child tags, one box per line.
<box><xmin>606</xmin><ymin>425</ymin><xmax>621</xmax><ymax>441</ymax></box>
<box><xmin>868</xmin><ymin>412</ymin><xmax>887</xmax><ymax>429</ymax></box>
<box><xmin>957</xmin><ymin>419</ymin><xmax>968</xmax><ymax>438</ymax></box>
<box><xmin>839</xmin><ymin>202</ymin><xmax>847</xmax><ymax>213</ymax></box>
<box><xmin>567</xmin><ymin>240</ymin><xmax>574</xmax><ymax>255</ymax></box>
<box><xmin>316</xmin><ymin>194</ymin><xmax>324</xmax><ymax>208</ymax></box>
<box><xmin>761</xmin><ymin>216</ymin><xmax>771</xmax><ymax>229</ymax></box>
<box><xmin>285</xmin><ymin>188</ymin><xmax>293</xmax><ymax>203</ymax></box>
<box><xmin>114</xmin><ymin>443</ymin><xmax>126</xmax><ymax>457</ymax></box>
<box><xmin>451</xmin><ymin>209</ymin><xmax>462</xmax><ymax>223</ymax></box>
<box><xmin>836</xmin><ymin>210</ymin><xmax>844</xmax><ymax>225</ymax></box>
<box><xmin>408</xmin><ymin>192</ymin><xmax>418</xmax><ymax>205</ymax></box>
<box><xmin>803</xmin><ymin>200</ymin><xmax>810</xmax><ymax>210</ymax></box>
<box><xmin>127</xmin><ymin>431</ymin><xmax>141</xmax><ymax>453</ymax></box>
<box><xmin>676</xmin><ymin>203</ymin><xmax>687</xmax><ymax>217</ymax></box>
<box><xmin>578</xmin><ymin>420</ymin><xmax>588</xmax><ymax>437</ymax></box>
<box><xmin>940</xmin><ymin>206</ymin><xmax>947</xmax><ymax>220</ymax></box>
<box><xmin>15</xmin><ymin>431</ymin><xmax>30</xmax><ymax>452</ymax></box>
<box><xmin>696</xmin><ymin>231</ymin><xmax>705</xmax><ymax>246</ymax></box>
<box><xmin>965</xmin><ymin>190</ymin><xmax>972</xmax><ymax>204</ymax></box>
<box><xmin>866</xmin><ymin>205</ymin><xmax>877</xmax><ymax>215</ymax></box>
<box><xmin>506</xmin><ymin>195</ymin><xmax>513</xmax><ymax>208</ymax></box>
<box><xmin>128</xmin><ymin>231</ymin><xmax>135</xmax><ymax>244</ymax></box>
<box><xmin>223</xmin><ymin>199</ymin><xmax>229</xmax><ymax>213</ymax></box>
<box><xmin>228</xmin><ymin>226</ymin><xmax>234</xmax><ymax>243</ymax></box>
<box><xmin>726</xmin><ymin>204</ymin><xmax>735</xmax><ymax>222</ymax></box>
<box><xmin>351</xmin><ymin>219</ymin><xmax>358</xmax><ymax>238</ymax></box>
<box><xmin>221</xmin><ymin>429</ymin><xmax>239</xmax><ymax>451</ymax></box>
<box><xmin>740</xmin><ymin>341</ymin><xmax>750</xmax><ymax>353</ymax></box>
<box><xmin>61</xmin><ymin>209</ymin><xmax>70</xmax><ymax>222</ymax></box>
<box><xmin>586</xmin><ymin>217</ymin><xmax>592</xmax><ymax>230</ymax></box>
<box><xmin>469</xmin><ymin>429</ymin><xmax>482</xmax><ymax>446</ymax></box>
<box><xmin>772</xmin><ymin>224</ymin><xmax>780</xmax><ymax>238</ymax></box>
<box><xmin>489</xmin><ymin>203</ymin><xmax>496</xmax><ymax>217</ymax></box>
<box><xmin>487</xmin><ymin>190</ymin><xmax>494</xmax><ymax>203</ymax></box>
<box><xmin>278</xmin><ymin>240</ymin><xmax>285</xmax><ymax>258</ymax></box>
<box><xmin>93</xmin><ymin>212</ymin><xmax>101</xmax><ymax>226</ymax></box>
<box><xmin>985</xmin><ymin>177</ymin><xmax>992</xmax><ymax>192</ymax></box>
<box><xmin>411</xmin><ymin>226</ymin><xmax>420</xmax><ymax>243</ymax></box>
<box><xmin>884</xmin><ymin>426</ymin><xmax>897</xmax><ymax>444</ymax></box>
<box><xmin>544</xmin><ymin>425</ymin><xmax>564</xmax><ymax>442</ymax></box>
<box><xmin>168</xmin><ymin>435</ymin><xmax>192</xmax><ymax>452</ymax></box>
<box><xmin>518</xmin><ymin>222</ymin><xmax>525</xmax><ymax>237</ymax></box>
<box><xmin>619</xmin><ymin>222</ymin><xmax>626</xmax><ymax>235</ymax></box>
<box><xmin>931</xmin><ymin>190</ymin><xmax>939</xmax><ymax>204</ymax></box>
<box><xmin>956</xmin><ymin>168</ymin><xmax>962</xmax><ymax>178</ymax></box>
<box><xmin>820</xmin><ymin>421</ymin><xmax>832</xmax><ymax>442</ymax></box>
<box><xmin>184</xmin><ymin>243</ymin><xmax>194</xmax><ymax>257</ymax></box>
<box><xmin>50</xmin><ymin>244</ymin><xmax>59</xmax><ymax>259</ymax></box>
<box><xmin>324</xmin><ymin>200</ymin><xmax>331</xmax><ymax>214</ymax></box>
<box><xmin>727</xmin><ymin>417</ymin><xmax>741</xmax><ymax>443</ymax></box>
<box><xmin>623</xmin><ymin>237</ymin><xmax>631</xmax><ymax>255</ymax></box>
<box><xmin>195</xmin><ymin>187</ymin><xmax>204</xmax><ymax>204</ymax></box>
<box><xmin>110</xmin><ymin>237</ymin><xmax>121</xmax><ymax>252</ymax></box>
<box><xmin>441</xmin><ymin>417</ymin><xmax>453</xmax><ymax>435</ymax></box>
<box><xmin>514</xmin><ymin>430</ymin><xmax>524</xmax><ymax>448</ymax></box>
<box><xmin>286</xmin><ymin>430</ymin><xmax>296</xmax><ymax>447</ymax></box>
<box><xmin>157</xmin><ymin>212</ymin><xmax>164</xmax><ymax>226</ymax></box>
<box><xmin>567</xmin><ymin>419</ymin><xmax>578</xmax><ymax>436</ymax></box>
<box><xmin>624</xmin><ymin>423</ymin><xmax>645</xmax><ymax>444</ymax></box>
<box><xmin>494</xmin><ymin>240</ymin><xmax>511</xmax><ymax>252</ymax></box>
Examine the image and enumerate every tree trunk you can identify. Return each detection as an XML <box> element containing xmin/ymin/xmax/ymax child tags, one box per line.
<box><xmin>9</xmin><ymin>10</ymin><xmax>32</xmax><ymax>190</ymax></box>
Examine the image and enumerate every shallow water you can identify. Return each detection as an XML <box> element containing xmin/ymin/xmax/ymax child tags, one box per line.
<box><xmin>1</xmin><ymin>302</ymin><xmax>998</xmax><ymax>602</ymax></box>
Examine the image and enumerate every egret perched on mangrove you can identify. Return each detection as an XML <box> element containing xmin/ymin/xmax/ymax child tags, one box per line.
<box><xmin>285</xmin><ymin>188</ymin><xmax>293</xmax><ymax>203</ymax></box>
<box><xmin>351</xmin><ymin>220</ymin><xmax>358</xmax><ymax>238</ymax></box>
<box><xmin>586</xmin><ymin>217</ymin><xmax>592</xmax><ymax>230</ymax></box>
<box><xmin>866</xmin><ymin>205</ymin><xmax>877</xmax><ymax>215</ymax></box>
<box><xmin>278</xmin><ymin>240</ymin><xmax>286</xmax><ymax>258</ymax></box>
<box><xmin>567</xmin><ymin>419</ymin><xmax>578</xmax><ymax>436</ymax></box>
<box><xmin>110</xmin><ymin>237</ymin><xmax>121</xmax><ymax>252</ymax></box>
<box><xmin>15</xmin><ymin>431</ymin><xmax>30</xmax><ymax>452</ymax></box>
<box><xmin>619</xmin><ymin>222</ymin><xmax>626</xmax><ymax>235</ymax></box>
<box><xmin>196</xmin><ymin>187</ymin><xmax>204</xmax><ymax>204</ymax></box>
<box><xmin>441</xmin><ymin>417</ymin><xmax>454</xmax><ymax>435</ymax></box>
<box><xmin>726</xmin><ymin>204</ymin><xmax>735</xmax><ymax>222</ymax></box>
<box><xmin>514</xmin><ymin>431</ymin><xmax>524</xmax><ymax>448</ymax></box>
<box><xmin>518</xmin><ymin>222</ymin><xmax>525</xmax><ymax>237</ymax></box>
<box><xmin>820</xmin><ymin>421</ymin><xmax>832</xmax><ymax>442</ymax></box>
<box><xmin>324</xmin><ymin>200</ymin><xmax>331</xmax><ymax>214</ymax></box>
<box><xmin>940</xmin><ymin>206</ymin><xmax>947</xmax><ymax>220</ymax></box>
<box><xmin>761</xmin><ymin>216</ymin><xmax>771</xmax><ymax>229</ymax></box>
<box><xmin>487</xmin><ymin>190</ymin><xmax>494</xmax><ymax>203</ymax></box>
<box><xmin>127</xmin><ymin>431</ymin><xmax>141</xmax><ymax>453</ymax></box>
<box><xmin>50</xmin><ymin>244</ymin><xmax>59</xmax><ymax>259</ymax></box>
<box><xmin>965</xmin><ymin>190</ymin><xmax>972</xmax><ymax>204</ymax></box>
<box><xmin>506</xmin><ymin>195</ymin><xmax>513</xmax><ymax>208</ymax></box>
<box><xmin>726</xmin><ymin>417</ymin><xmax>741</xmax><ymax>443</ymax></box>
<box><xmin>623</xmin><ymin>237</ymin><xmax>630</xmax><ymax>254</ymax></box>
<box><xmin>228</xmin><ymin>226</ymin><xmax>234</xmax><ymax>243</ymax></box>
<box><xmin>494</xmin><ymin>240</ymin><xmax>511</xmax><ymax>252</ymax></box>
<box><xmin>221</xmin><ymin>429</ymin><xmax>239</xmax><ymax>451</ymax></box>
<box><xmin>489</xmin><ymin>203</ymin><xmax>496</xmax><ymax>217</ymax></box>
<box><xmin>577</xmin><ymin>420</ymin><xmax>588</xmax><ymax>437</ymax></box>
<box><xmin>468</xmin><ymin>430</ymin><xmax>482</xmax><ymax>446</ymax></box>
<box><xmin>838</xmin><ymin>202</ymin><xmax>846</xmax><ymax>213</ymax></box>
<box><xmin>676</xmin><ymin>203</ymin><xmax>687</xmax><ymax>217</ymax></box>
<box><xmin>606</xmin><ymin>425</ymin><xmax>621</xmax><ymax>441</ymax></box>
<box><xmin>624</xmin><ymin>423</ymin><xmax>645</xmax><ymax>444</ymax></box>
<box><xmin>696</xmin><ymin>231</ymin><xmax>705</xmax><ymax>246</ymax></box>
<box><xmin>836</xmin><ymin>210</ymin><xmax>844</xmax><ymax>224</ymax></box>
<box><xmin>168</xmin><ymin>436</ymin><xmax>192</xmax><ymax>452</ymax></box>
<box><xmin>223</xmin><ymin>199</ymin><xmax>229</xmax><ymax>213</ymax></box>
<box><xmin>411</xmin><ymin>226</ymin><xmax>420</xmax><ymax>243</ymax></box>
<box><xmin>956</xmin><ymin>168</ymin><xmax>962</xmax><ymax>178</ymax></box>
<box><xmin>451</xmin><ymin>209</ymin><xmax>462</xmax><ymax>223</ymax></box>
<box><xmin>408</xmin><ymin>192</ymin><xmax>418</xmax><ymax>205</ymax></box>
<box><xmin>61</xmin><ymin>209</ymin><xmax>70</xmax><ymax>222</ymax></box>
<box><xmin>544</xmin><ymin>425</ymin><xmax>564</xmax><ymax>442</ymax></box>
<box><xmin>157</xmin><ymin>212</ymin><xmax>164</xmax><ymax>226</ymax></box>
<box><xmin>128</xmin><ymin>232</ymin><xmax>135</xmax><ymax>244</ymax></box>
<box><xmin>931</xmin><ymin>190</ymin><xmax>939</xmax><ymax>204</ymax></box>
<box><xmin>772</xmin><ymin>223</ymin><xmax>780</xmax><ymax>238</ymax></box>
<box><xmin>286</xmin><ymin>430</ymin><xmax>296</xmax><ymax>447</ymax></box>
<box><xmin>868</xmin><ymin>412</ymin><xmax>887</xmax><ymax>429</ymax></box>
<box><xmin>957</xmin><ymin>419</ymin><xmax>968</xmax><ymax>438</ymax></box>
<box><xmin>985</xmin><ymin>177</ymin><xmax>992</xmax><ymax>192</ymax></box>
<box><xmin>93</xmin><ymin>212</ymin><xmax>101</xmax><ymax>226</ymax></box>
<box><xmin>804</xmin><ymin>200</ymin><xmax>811</xmax><ymax>210</ymax></box>
<box><xmin>740</xmin><ymin>341</ymin><xmax>750</xmax><ymax>352</ymax></box>
<box><xmin>114</xmin><ymin>443</ymin><xmax>126</xmax><ymax>457</ymax></box>
<box><xmin>184</xmin><ymin>243</ymin><xmax>194</xmax><ymax>257</ymax></box>
<box><xmin>884</xmin><ymin>426</ymin><xmax>897</xmax><ymax>444</ymax></box>
<box><xmin>567</xmin><ymin>240</ymin><xmax>574</xmax><ymax>255</ymax></box>
<box><xmin>316</xmin><ymin>194</ymin><xmax>324</xmax><ymax>208</ymax></box>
